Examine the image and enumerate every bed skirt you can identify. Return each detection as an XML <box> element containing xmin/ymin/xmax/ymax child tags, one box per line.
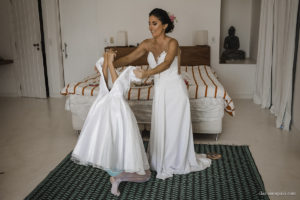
<box><xmin>66</xmin><ymin>95</ymin><xmax>224</xmax><ymax>134</ymax></box>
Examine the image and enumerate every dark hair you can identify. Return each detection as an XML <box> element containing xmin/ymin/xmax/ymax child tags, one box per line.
<box><xmin>149</xmin><ymin>8</ymin><xmax>174</xmax><ymax>33</ymax></box>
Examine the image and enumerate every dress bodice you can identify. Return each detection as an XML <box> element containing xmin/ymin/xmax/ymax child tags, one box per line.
<box><xmin>147</xmin><ymin>51</ymin><xmax>179</xmax><ymax>81</ymax></box>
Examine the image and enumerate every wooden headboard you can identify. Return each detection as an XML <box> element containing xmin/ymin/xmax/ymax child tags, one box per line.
<box><xmin>105</xmin><ymin>45</ymin><xmax>210</xmax><ymax>66</ymax></box>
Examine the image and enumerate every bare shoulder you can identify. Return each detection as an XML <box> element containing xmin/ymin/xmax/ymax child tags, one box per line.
<box><xmin>139</xmin><ymin>39</ymin><xmax>153</xmax><ymax>51</ymax></box>
<box><xmin>168</xmin><ymin>38</ymin><xmax>179</xmax><ymax>48</ymax></box>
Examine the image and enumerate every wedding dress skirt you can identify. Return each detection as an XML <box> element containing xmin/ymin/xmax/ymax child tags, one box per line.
<box><xmin>147</xmin><ymin>51</ymin><xmax>211</xmax><ymax>179</ymax></box>
<box><xmin>71</xmin><ymin>58</ymin><xmax>150</xmax><ymax>175</ymax></box>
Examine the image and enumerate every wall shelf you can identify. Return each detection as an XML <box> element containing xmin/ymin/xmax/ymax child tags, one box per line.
<box><xmin>222</xmin><ymin>58</ymin><xmax>256</xmax><ymax>64</ymax></box>
<box><xmin>0</xmin><ymin>59</ymin><xmax>13</xmax><ymax>65</ymax></box>
<box><xmin>219</xmin><ymin>0</ymin><xmax>261</xmax><ymax>65</ymax></box>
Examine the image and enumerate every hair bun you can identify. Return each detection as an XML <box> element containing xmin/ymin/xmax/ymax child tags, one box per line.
<box><xmin>149</xmin><ymin>8</ymin><xmax>175</xmax><ymax>33</ymax></box>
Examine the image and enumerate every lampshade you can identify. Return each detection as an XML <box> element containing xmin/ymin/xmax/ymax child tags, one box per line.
<box><xmin>116</xmin><ymin>31</ymin><xmax>128</xmax><ymax>46</ymax></box>
<box><xmin>195</xmin><ymin>30</ymin><xmax>208</xmax><ymax>45</ymax></box>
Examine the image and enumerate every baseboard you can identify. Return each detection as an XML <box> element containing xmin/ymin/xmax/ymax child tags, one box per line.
<box><xmin>230</xmin><ymin>93</ymin><xmax>253</xmax><ymax>99</ymax></box>
<box><xmin>0</xmin><ymin>92</ymin><xmax>20</xmax><ymax>97</ymax></box>
<box><xmin>50</xmin><ymin>93</ymin><xmax>64</xmax><ymax>98</ymax></box>
<box><xmin>291</xmin><ymin>124</ymin><xmax>300</xmax><ymax>133</ymax></box>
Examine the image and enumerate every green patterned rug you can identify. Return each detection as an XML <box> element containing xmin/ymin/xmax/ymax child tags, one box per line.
<box><xmin>25</xmin><ymin>144</ymin><xmax>269</xmax><ymax>200</ymax></box>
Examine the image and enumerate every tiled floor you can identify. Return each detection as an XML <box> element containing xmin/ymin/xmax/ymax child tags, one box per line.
<box><xmin>0</xmin><ymin>97</ymin><xmax>299</xmax><ymax>200</ymax></box>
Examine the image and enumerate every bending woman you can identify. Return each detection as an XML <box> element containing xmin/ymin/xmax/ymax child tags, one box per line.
<box><xmin>72</xmin><ymin>50</ymin><xmax>151</xmax><ymax>196</ymax></box>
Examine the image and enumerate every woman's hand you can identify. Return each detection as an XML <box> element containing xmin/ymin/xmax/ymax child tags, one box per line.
<box><xmin>134</xmin><ymin>69</ymin><xmax>148</xmax><ymax>79</ymax></box>
<box><xmin>102</xmin><ymin>52</ymin><xmax>108</xmax><ymax>69</ymax></box>
<box><xmin>106</xmin><ymin>49</ymin><xmax>116</xmax><ymax>65</ymax></box>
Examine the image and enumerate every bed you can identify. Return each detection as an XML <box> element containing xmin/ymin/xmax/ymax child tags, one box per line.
<box><xmin>61</xmin><ymin>46</ymin><xmax>235</xmax><ymax>140</ymax></box>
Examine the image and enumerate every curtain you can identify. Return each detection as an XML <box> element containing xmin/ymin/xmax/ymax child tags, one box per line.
<box><xmin>254</xmin><ymin>0</ymin><xmax>274</xmax><ymax>108</ymax></box>
<box><xmin>254</xmin><ymin>0</ymin><xmax>299</xmax><ymax>130</ymax></box>
<box><xmin>291</xmin><ymin>1</ymin><xmax>300</xmax><ymax>131</ymax></box>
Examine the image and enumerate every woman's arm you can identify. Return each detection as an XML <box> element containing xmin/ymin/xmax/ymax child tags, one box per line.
<box><xmin>102</xmin><ymin>53</ymin><xmax>109</xmax><ymax>84</ymax></box>
<box><xmin>107</xmin><ymin>50</ymin><xmax>119</xmax><ymax>83</ymax></box>
<box><xmin>113</xmin><ymin>40</ymin><xmax>148</xmax><ymax>68</ymax></box>
<box><xmin>177</xmin><ymin>48</ymin><xmax>181</xmax><ymax>74</ymax></box>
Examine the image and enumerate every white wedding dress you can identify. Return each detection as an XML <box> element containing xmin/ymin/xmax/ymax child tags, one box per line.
<box><xmin>71</xmin><ymin>57</ymin><xmax>150</xmax><ymax>175</ymax></box>
<box><xmin>147</xmin><ymin>51</ymin><xmax>212</xmax><ymax>179</ymax></box>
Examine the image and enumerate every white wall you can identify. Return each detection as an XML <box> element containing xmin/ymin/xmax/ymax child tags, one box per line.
<box><xmin>217</xmin><ymin>0</ymin><xmax>256</xmax><ymax>99</ymax></box>
<box><xmin>215</xmin><ymin>64</ymin><xmax>255</xmax><ymax>99</ymax></box>
<box><xmin>220</xmin><ymin>0</ymin><xmax>252</xmax><ymax>58</ymax></box>
<box><xmin>293</xmin><ymin>36</ymin><xmax>300</xmax><ymax>132</ymax></box>
<box><xmin>0</xmin><ymin>0</ymin><xmax>20</xmax><ymax>96</ymax></box>
<box><xmin>1</xmin><ymin>0</ymin><xmax>255</xmax><ymax>98</ymax></box>
<box><xmin>95</xmin><ymin>0</ymin><xmax>256</xmax><ymax>99</ymax></box>
<box><xmin>97</xmin><ymin>0</ymin><xmax>221</xmax><ymax>68</ymax></box>
<box><xmin>249</xmin><ymin>0</ymin><xmax>261</xmax><ymax>62</ymax></box>
<box><xmin>42</xmin><ymin>0</ymin><xmax>255</xmax><ymax>99</ymax></box>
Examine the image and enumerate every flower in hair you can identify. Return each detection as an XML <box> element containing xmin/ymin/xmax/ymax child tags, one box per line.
<box><xmin>168</xmin><ymin>13</ymin><xmax>178</xmax><ymax>23</ymax></box>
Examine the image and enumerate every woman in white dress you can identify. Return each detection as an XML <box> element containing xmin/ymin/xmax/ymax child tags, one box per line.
<box><xmin>72</xmin><ymin>50</ymin><xmax>151</xmax><ymax>196</ymax></box>
<box><xmin>112</xmin><ymin>8</ymin><xmax>220</xmax><ymax>179</ymax></box>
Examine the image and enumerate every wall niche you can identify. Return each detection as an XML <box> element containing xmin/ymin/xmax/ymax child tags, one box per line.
<box><xmin>220</xmin><ymin>0</ymin><xmax>261</xmax><ymax>64</ymax></box>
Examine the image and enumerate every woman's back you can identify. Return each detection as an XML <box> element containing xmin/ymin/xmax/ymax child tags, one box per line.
<box><xmin>72</xmin><ymin>58</ymin><xmax>149</xmax><ymax>176</ymax></box>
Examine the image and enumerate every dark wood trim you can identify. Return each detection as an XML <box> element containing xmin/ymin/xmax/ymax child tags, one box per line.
<box><xmin>180</xmin><ymin>45</ymin><xmax>210</xmax><ymax>66</ymax></box>
<box><xmin>37</xmin><ymin>0</ymin><xmax>49</xmax><ymax>97</ymax></box>
<box><xmin>0</xmin><ymin>59</ymin><xmax>14</xmax><ymax>65</ymax></box>
<box><xmin>105</xmin><ymin>45</ymin><xmax>210</xmax><ymax>66</ymax></box>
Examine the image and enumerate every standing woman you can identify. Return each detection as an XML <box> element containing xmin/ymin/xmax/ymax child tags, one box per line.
<box><xmin>113</xmin><ymin>8</ymin><xmax>217</xmax><ymax>179</ymax></box>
